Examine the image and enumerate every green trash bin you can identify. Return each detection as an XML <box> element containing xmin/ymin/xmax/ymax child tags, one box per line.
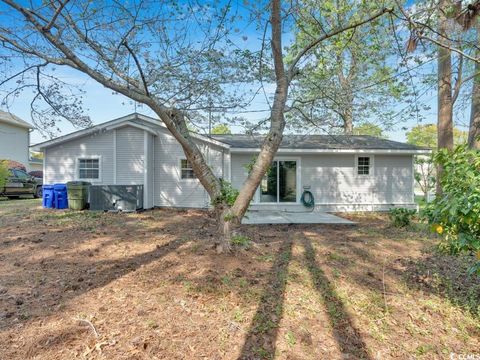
<box><xmin>67</xmin><ymin>181</ymin><xmax>91</xmax><ymax>210</ymax></box>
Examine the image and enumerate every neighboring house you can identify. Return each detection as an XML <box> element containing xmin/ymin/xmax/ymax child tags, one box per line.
<box><xmin>28</xmin><ymin>157</ymin><xmax>44</xmax><ymax>172</ymax></box>
<box><xmin>32</xmin><ymin>113</ymin><xmax>429</xmax><ymax>211</ymax></box>
<box><xmin>0</xmin><ymin>110</ymin><xmax>32</xmax><ymax>169</ymax></box>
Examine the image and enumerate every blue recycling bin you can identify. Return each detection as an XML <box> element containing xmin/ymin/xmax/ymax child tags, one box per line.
<box><xmin>53</xmin><ymin>183</ymin><xmax>68</xmax><ymax>209</ymax></box>
<box><xmin>42</xmin><ymin>185</ymin><xmax>55</xmax><ymax>208</ymax></box>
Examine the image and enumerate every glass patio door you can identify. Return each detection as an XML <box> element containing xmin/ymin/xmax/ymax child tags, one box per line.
<box><xmin>260</xmin><ymin>160</ymin><xmax>297</xmax><ymax>203</ymax></box>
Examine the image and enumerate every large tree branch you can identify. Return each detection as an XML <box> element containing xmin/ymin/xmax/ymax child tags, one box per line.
<box><xmin>122</xmin><ymin>40</ymin><xmax>150</xmax><ymax>97</ymax></box>
<box><xmin>1</xmin><ymin>0</ymin><xmax>224</xmax><ymax>204</ymax></box>
<box><xmin>229</xmin><ymin>0</ymin><xmax>288</xmax><ymax>220</ymax></box>
<box><xmin>452</xmin><ymin>54</ymin><xmax>464</xmax><ymax>104</ymax></box>
<box><xmin>59</xmin><ymin>9</ymin><xmax>142</xmax><ymax>88</ymax></box>
<box><xmin>2</xmin><ymin>0</ymin><xmax>151</xmax><ymax>103</ymax></box>
<box><xmin>43</xmin><ymin>0</ymin><xmax>69</xmax><ymax>32</ymax></box>
<box><xmin>394</xmin><ymin>0</ymin><xmax>480</xmax><ymax>64</ymax></box>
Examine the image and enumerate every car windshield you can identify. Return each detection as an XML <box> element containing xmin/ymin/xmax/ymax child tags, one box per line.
<box><xmin>13</xmin><ymin>170</ymin><xmax>29</xmax><ymax>179</ymax></box>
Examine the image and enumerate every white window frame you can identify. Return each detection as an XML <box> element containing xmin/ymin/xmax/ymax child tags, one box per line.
<box><xmin>355</xmin><ymin>154</ymin><xmax>374</xmax><ymax>177</ymax></box>
<box><xmin>179</xmin><ymin>157</ymin><xmax>197</xmax><ymax>181</ymax></box>
<box><xmin>254</xmin><ymin>156</ymin><xmax>301</xmax><ymax>205</ymax></box>
<box><xmin>76</xmin><ymin>156</ymin><xmax>102</xmax><ymax>182</ymax></box>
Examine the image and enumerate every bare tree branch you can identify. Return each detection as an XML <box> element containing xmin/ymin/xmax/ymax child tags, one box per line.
<box><xmin>43</xmin><ymin>0</ymin><xmax>69</xmax><ymax>32</ymax></box>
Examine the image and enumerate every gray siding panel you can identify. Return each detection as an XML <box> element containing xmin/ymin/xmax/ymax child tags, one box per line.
<box><xmin>153</xmin><ymin>128</ymin><xmax>225</xmax><ymax>208</ymax></box>
<box><xmin>230</xmin><ymin>153</ymin><xmax>252</xmax><ymax>191</ymax></box>
<box><xmin>230</xmin><ymin>153</ymin><xmax>414</xmax><ymax>211</ymax></box>
<box><xmin>374</xmin><ymin>155</ymin><xmax>413</xmax><ymax>204</ymax></box>
<box><xmin>145</xmin><ymin>133</ymin><xmax>154</xmax><ymax>208</ymax></box>
<box><xmin>115</xmin><ymin>127</ymin><xmax>144</xmax><ymax>185</ymax></box>
<box><xmin>44</xmin><ymin>130</ymin><xmax>114</xmax><ymax>184</ymax></box>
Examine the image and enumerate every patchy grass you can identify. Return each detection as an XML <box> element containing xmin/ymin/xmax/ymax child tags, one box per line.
<box><xmin>0</xmin><ymin>200</ymin><xmax>479</xmax><ymax>359</ymax></box>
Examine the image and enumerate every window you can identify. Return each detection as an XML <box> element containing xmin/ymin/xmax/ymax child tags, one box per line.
<box><xmin>78</xmin><ymin>158</ymin><xmax>100</xmax><ymax>180</ymax></box>
<box><xmin>180</xmin><ymin>159</ymin><xmax>196</xmax><ymax>179</ymax></box>
<box><xmin>13</xmin><ymin>169</ymin><xmax>29</xmax><ymax>179</ymax></box>
<box><xmin>357</xmin><ymin>156</ymin><xmax>371</xmax><ymax>175</ymax></box>
<box><xmin>260</xmin><ymin>160</ymin><xmax>297</xmax><ymax>203</ymax></box>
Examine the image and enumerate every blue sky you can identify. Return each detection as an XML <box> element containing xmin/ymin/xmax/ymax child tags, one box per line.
<box><xmin>0</xmin><ymin>0</ymin><xmax>472</xmax><ymax>145</ymax></box>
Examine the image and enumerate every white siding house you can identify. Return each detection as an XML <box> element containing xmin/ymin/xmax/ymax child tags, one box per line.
<box><xmin>0</xmin><ymin>110</ymin><xmax>32</xmax><ymax>168</ymax></box>
<box><xmin>32</xmin><ymin>113</ymin><xmax>429</xmax><ymax>211</ymax></box>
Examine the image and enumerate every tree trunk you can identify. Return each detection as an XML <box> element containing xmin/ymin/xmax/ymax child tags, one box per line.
<box><xmin>227</xmin><ymin>0</ymin><xmax>288</xmax><ymax>222</ymax></box>
<box><xmin>343</xmin><ymin>108</ymin><xmax>353</xmax><ymax>135</ymax></box>
<box><xmin>151</xmin><ymin>1</ymin><xmax>289</xmax><ymax>251</ymax></box>
<box><xmin>468</xmin><ymin>20</ymin><xmax>480</xmax><ymax>150</ymax></box>
<box><xmin>216</xmin><ymin>205</ymin><xmax>233</xmax><ymax>253</ymax></box>
<box><xmin>436</xmin><ymin>0</ymin><xmax>454</xmax><ymax>194</ymax></box>
<box><xmin>157</xmin><ymin>0</ymin><xmax>289</xmax><ymax>252</ymax></box>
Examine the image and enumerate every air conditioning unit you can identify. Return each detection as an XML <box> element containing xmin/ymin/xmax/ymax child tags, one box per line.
<box><xmin>89</xmin><ymin>185</ymin><xmax>143</xmax><ymax>211</ymax></box>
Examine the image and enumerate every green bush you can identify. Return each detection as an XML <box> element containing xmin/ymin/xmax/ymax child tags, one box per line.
<box><xmin>211</xmin><ymin>180</ymin><xmax>239</xmax><ymax>207</ymax></box>
<box><xmin>231</xmin><ymin>234</ymin><xmax>251</xmax><ymax>248</ymax></box>
<box><xmin>422</xmin><ymin>145</ymin><xmax>480</xmax><ymax>274</ymax></box>
<box><xmin>0</xmin><ymin>160</ymin><xmax>9</xmax><ymax>190</ymax></box>
<box><xmin>388</xmin><ymin>208</ymin><xmax>417</xmax><ymax>228</ymax></box>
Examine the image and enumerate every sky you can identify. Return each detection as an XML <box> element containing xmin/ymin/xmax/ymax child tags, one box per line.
<box><xmin>0</xmin><ymin>0</ymin><xmax>473</xmax><ymax>146</ymax></box>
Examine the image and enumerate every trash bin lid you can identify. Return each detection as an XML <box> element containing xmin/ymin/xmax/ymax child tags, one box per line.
<box><xmin>42</xmin><ymin>184</ymin><xmax>54</xmax><ymax>190</ymax></box>
<box><xmin>67</xmin><ymin>181</ymin><xmax>91</xmax><ymax>187</ymax></box>
<box><xmin>53</xmin><ymin>183</ymin><xmax>67</xmax><ymax>190</ymax></box>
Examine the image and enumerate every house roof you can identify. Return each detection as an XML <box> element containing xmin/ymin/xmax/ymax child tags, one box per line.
<box><xmin>0</xmin><ymin>110</ymin><xmax>32</xmax><ymax>129</ymax></box>
<box><xmin>211</xmin><ymin>134</ymin><xmax>429</xmax><ymax>153</ymax></box>
<box><xmin>31</xmin><ymin>112</ymin><xmax>429</xmax><ymax>154</ymax></box>
<box><xmin>31</xmin><ymin>113</ymin><xmax>229</xmax><ymax>151</ymax></box>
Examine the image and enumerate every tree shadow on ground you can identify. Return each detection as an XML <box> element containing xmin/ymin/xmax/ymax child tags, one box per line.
<box><xmin>237</xmin><ymin>237</ymin><xmax>293</xmax><ymax>360</ymax></box>
<box><xmin>301</xmin><ymin>235</ymin><xmax>373</xmax><ymax>360</ymax></box>
<box><xmin>402</xmin><ymin>250</ymin><xmax>480</xmax><ymax>318</ymax></box>
<box><xmin>0</xmin><ymin>235</ymin><xmax>188</xmax><ymax>332</ymax></box>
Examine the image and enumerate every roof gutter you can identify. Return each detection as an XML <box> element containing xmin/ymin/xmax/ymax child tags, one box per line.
<box><xmin>229</xmin><ymin>148</ymin><xmax>431</xmax><ymax>155</ymax></box>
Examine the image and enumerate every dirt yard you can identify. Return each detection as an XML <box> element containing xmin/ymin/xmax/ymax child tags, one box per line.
<box><xmin>0</xmin><ymin>199</ymin><xmax>479</xmax><ymax>359</ymax></box>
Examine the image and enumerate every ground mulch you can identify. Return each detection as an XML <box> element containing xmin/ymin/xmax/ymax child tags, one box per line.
<box><xmin>0</xmin><ymin>200</ymin><xmax>479</xmax><ymax>359</ymax></box>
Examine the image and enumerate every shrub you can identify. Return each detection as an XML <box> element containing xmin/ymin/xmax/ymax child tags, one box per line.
<box><xmin>211</xmin><ymin>179</ymin><xmax>239</xmax><ymax>207</ymax></box>
<box><xmin>0</xmin><ymin>161</ymin><xmax>9</xmax><ymax>190</ymax></box>
<box><xmin>422</xmin><ymin>145</ymin><xmax>480</xmax><ymax>274</ymax></box>
<box><xmin>388</xmin><ymin>208</ymin><xmax>416</xmax><ymax>228</ymax></box>
<box><xmin>231</xmin><ymin>234</ymin><xmax>251</xmax><ymax>248</ymax></box>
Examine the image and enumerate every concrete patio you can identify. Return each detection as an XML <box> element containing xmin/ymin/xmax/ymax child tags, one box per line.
<box><xmin>242</xmin><ymin>210</ymin><xmax>355</xmax><ymax>225</ymax></box>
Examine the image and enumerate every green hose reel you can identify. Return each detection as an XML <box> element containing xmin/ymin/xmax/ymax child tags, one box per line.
<box><xmin>301</xmin><ymin>190</ymin><xmax>315</xmax><ymax>208</ymax></box>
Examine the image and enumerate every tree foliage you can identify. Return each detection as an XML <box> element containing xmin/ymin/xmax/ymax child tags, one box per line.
<box><xmin>0</xmin><ymin>160</ymin><xmax>9</xmax><ymax>189</ymax></box>
<box><xmin>287</xmin><ymin>0</ymin><xmax>407</xmax><ymax>134</ymax></box>
<box><xmin>352</xmin><ymin>122</ymin><xmax>385</xmax><ymax>137</ymax></box>
<box><xmin>423</xmin><ymin>145</ymin><xmax>480</xmax><ymax>274</ymax></box>
<box><xmin>406</xmin><ymin>124</ymin><xmax>468</xmax><ymax>148</ymax></box>
<box><xmin>211</xmin><ymin>124</ymin><xmax>232</xmax><ymax>135</ymax></box>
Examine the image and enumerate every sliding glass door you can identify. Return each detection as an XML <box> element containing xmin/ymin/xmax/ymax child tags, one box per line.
<box><xmin>260</xmin><ymin>160</ymin><xmax>297</xmax><ymax>203</ymax></box>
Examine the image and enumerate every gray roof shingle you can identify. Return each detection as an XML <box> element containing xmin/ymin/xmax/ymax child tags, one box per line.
<box><xmin>210</xmin><ymin>134</ymin><xmax>426</xmax><ymax>150</ymax></box>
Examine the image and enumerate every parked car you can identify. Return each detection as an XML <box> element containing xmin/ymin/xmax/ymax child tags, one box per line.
<box><xmin>1</xmin><ymin>168</ymin><xmax>42</xmax><ymax>199</ymax></box>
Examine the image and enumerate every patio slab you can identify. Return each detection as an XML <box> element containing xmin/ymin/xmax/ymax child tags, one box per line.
<box><xmin>242</xmin><ymin>210</ymin><xmax>355</xmax><ymax>225</ymax></box>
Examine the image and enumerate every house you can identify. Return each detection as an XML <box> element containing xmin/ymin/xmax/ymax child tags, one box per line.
<box><xmin>31</xmin><ymin>113</ymin><xmax>429</xmax><ymax>211</ymax></box>
<box><xmin>0</xmin><ymin>110</ymin><xmax>32</xmax><ymax>169</ymax></box>
<box><xmin>28</xmin><ymin>157</ymin><xmax>44</xmax><ymax>172</ymax></box>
